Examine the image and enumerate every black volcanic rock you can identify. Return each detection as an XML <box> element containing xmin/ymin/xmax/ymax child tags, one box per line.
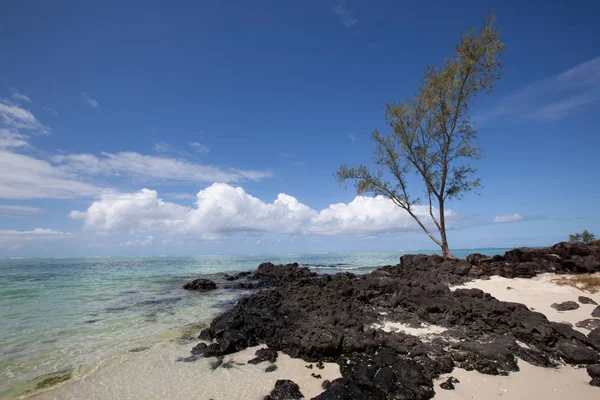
<box><xmin>593</xmin><ymin>306</ymin><xmax>600</xmax><ymax>318</ymax></box>
<box><xmin>191</xmin><ymin>241</ymin><xmax>600</xmax><ymax>399</ymax></box>
<box><xmin>551</xmin><ymin>301</ymin><xmax>580</xmax><ymax>311</ymax></box>
<box><xmin>577</xmin><ymin>319</ymin><xmax>600</xmax><ymax>331</ymax></box>
<box><xmin>182</xmin><ymin>278</ymin><xmax>217</xmax><ymax>291</ymax></box>
<box><xmin>264</xmin><ymin>379</ymin><xmax>304</xmax><ymax>400</ymax></box>
<box><xmin>580</xmin><ymin>296</ymin><xmax>598</xmax><ymax>305</ymax></box>
<box><xmin>248</xmin><ymin>347</ymin><xmax>278</xmax><ymax>364</ymax></box>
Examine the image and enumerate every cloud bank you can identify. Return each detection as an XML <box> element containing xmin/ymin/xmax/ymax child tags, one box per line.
<box><xmin>70</xmin><ymin>183</ymin><xmax>460</xmax><ymax>240</ymax></box>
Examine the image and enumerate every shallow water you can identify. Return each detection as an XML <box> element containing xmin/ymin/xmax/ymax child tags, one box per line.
<box><xmin>0</xmin><ymin>249</ymin><xmax>507</xmax><ymax>399</ymax></box>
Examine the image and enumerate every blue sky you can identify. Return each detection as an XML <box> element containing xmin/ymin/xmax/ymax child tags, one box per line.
<box><xmin>0</xmin><ymin>0</ymin><xmax>598</xmax><ymax>257</ymax></box>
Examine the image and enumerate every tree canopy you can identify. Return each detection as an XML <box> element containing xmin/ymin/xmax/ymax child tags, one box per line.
<box><xmin>336</xmin><ymin>14</ymin><xmax>505</xmax><ymax>258</ymax></box>
<box><xmin>569</xmin><ymin>230</ymin><xmax>596</xmax><ymax>243</ymax></box>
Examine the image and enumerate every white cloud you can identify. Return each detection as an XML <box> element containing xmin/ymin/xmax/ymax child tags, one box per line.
<box><xmin>0</xmin><ymin>129</ymin><xmax>31</xmax><ymax>149</ymax></box>
<box><xmin>43</xmin><ymin>106</ymin><xmax>59</xmax><ymax>117</ymax></box>
<box><xmin>120</xmin><ymin>235</ymin><xmax>155</xmax><ymax>247</ymax></box>
<box><xmin>0</xmin><ymin>100</ymin><xmax>49</xmax><ymax>133</ymax></box>
<box><xmin>71</xmin><ymin>183</ymin><xmax>317</xmax><ymax>238</ymax></box>
<box><xmin>71</xmin><ymin>184</ymin><xmax>461</xmax><ymax>241</ymax></box>
<box><xmin>306</xmin><ymin>195</ymin><xmax>459</xmax><ymax>236</ymax></box>
<box><xmin>0</xmin><ymin>228</ymin><xmax>71</xmax><ymax>250</ymax></box>
<box><xmin>154</xmin><ymin>141</ymin><xmax>171</xmax><ymax>153</ymax></box>
<box><xmin>476</xmin><ymin>57</ymin><xmax>600</xmax><ymax>123</ymax></box>
<box><xmin>189</xmin><ymin>141</ymin><xmax>210</xmax><ymax>153</ymax></box>
<box><xmin>0</xmin><ymin>149</ymin><xmax>102</xmax><ymax>199</ymax></box>
<box><xmin>0</xmin><ymin>204</ymin><xmax>41</xmax><ymax>216</ymax></box>
<box><xmin>80</xmin><ymin>92</ymin><xmax>99</xmax><ymax>108</ymax></box>
<box><xmin>10</xmin><ymin>89</ymin><xmax>32</xmax><ymax>104</ymax></box>
<box><xmin>53</xmin><ymin>152</ymin><xmax>272</xmax><ymax>183</ymax></box>
<box><xmin>164</xmin><ymin>192</ymin><xmax>196</xmax><ymax>200</ymax></box>
<box><xmin>493</xmin><ymin>213</ymin><xmax>525</xmax><ymax>224</ymax></box>
<box><xmin>334</xmin><ymin>0</ymin><xmax>358</xmax><ymax>28</ymax></box>
<box><xmin>70</xmin><ymin>189</ymin><xmax>189</xmax><ymax>232</ymax></box>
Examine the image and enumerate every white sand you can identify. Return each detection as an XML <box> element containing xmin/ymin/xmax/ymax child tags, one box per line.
<box><xmin>373</xmin><ymin>321</ymin><xmax>447</xmax><ymax>336</ymax></box>
<box><xmin>433</xmin><ymin>273</ymin><xmax>600</xmax><ymax>399</ymax></box>
<box><xmin>24</xmin><ymin>343</ymin><xmax>340</xmax><ymax>400</ymax></box>
<box><xmin>434</xmin><ymin>359</ymin><xmax>597</xmax><ymax>399</ymax></box>
<box><xmin>452</xmin><ymin>273</ymin><xmax>600</xmax><ymax>333</ymax></box>
<box><xmin>23</xmin><ymin>273</ymin><xmax>600</xmax><ymax>399</ymax></box>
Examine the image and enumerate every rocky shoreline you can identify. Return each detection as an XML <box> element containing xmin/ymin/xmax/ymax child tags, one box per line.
<box><xmin>184</xmin><ymin>241</ymin><xmax>600</xmax><ymax>399</ymax></box>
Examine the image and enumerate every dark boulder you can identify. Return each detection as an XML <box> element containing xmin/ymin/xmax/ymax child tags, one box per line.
<box><xmin>580</xmin><ymin>296</ymin><xmax>598</xmax><ymax>305</ymax></box>
<box><xmin>588</xmin><ymin>364</ymin><xmax>600</xmax><ymax>387</ymax></box>
<box><xmin>551</xmin><ymin>301</ymin><xmax>580</xmax><ymax>311</ymax></box>
<box><xmin>557</xmin><ymin>340</ymin><xmax>598</xmax><ymax>364</ymax></box>
<box><xmin>248</xmin><ymin>347</ymin><xmax>278</xmax><ymax>364</ymax></box>
<box><xmin>593</xmin><ymin>306</ymin><xmax>600</xmax><ymax>318</ymax></box>
<box><xmin>576</xmin><ymin>319</ymin><xmax>600</xmax><ymax>331</ymax></box>
<box><xmin>182</xmin><ymin>278</ymin><xmax>217</xmax><ymax>291</ymax></box>
<box><xmin>589</xmin><ymin>328</ymin><xmax>600</xmax><ymax>350</ymax></box>
<box><xmin>466</xmin><ymin>253</ymin><xmax>491</xmax><ymax>266</ymax></box>
<box><xmin>264</xmin><ymin>379</ymin><xmax>304</xmax><ymax>400</ymax></box>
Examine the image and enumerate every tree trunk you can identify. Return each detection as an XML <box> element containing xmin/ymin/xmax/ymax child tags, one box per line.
<box><xmin>438</xmin><ymin>200</ymin><xmax>454</xmax><ymax>259</ymax></box>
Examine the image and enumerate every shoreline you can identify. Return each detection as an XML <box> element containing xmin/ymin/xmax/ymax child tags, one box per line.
<box><xmin>8</xmin><ymin>241</ymin><xmax>600</xmax><ymax>399</ymax></box>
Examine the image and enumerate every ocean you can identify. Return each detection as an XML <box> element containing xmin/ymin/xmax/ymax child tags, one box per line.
<box><xmin>0</xmin><ymin>249</ymin><xmax>507</xmax><ymax>399</ymax></box>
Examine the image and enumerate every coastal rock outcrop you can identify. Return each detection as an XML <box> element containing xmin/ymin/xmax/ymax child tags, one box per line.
<box><xmin>182</xmin><ymin>278</ymin><xmax>217</xmax><ymax>291</ymax></box>
<box><xmin>264</xmin><ymin>379</ymin><xmax>304</xmax><ymax>400</ymax></box>
<box><xmin>552</xmin><ymin>301</ymin><xmax>580</xmax><ymax>311</ymax></box>
<box><xmin>193</xmin><ymin>241</ymin><xmax>600</xmax><ymax>399</ymax></box>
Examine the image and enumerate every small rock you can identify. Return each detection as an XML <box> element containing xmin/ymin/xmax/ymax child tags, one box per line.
<box><xmin>316</xmin><ymin>361</ymin><xmax>325</xmax><ymax>370</ymax></box>
<box><xmin>264</xmin><ymin>379</ymin><xmax>304</xmax><ymax>400</ymax></box>
<box><xmin>265</xmin><ymin>365</ymin><xmax>278</xmax><ymax>373</ymax></box>
<box><xmin>593</xmin><ymin>306</ymin><xmax>600</xmax><ymax>318</ymax></box>
<box><xmin>506</xmin><ymin>286</ymin><xmax>513</xmax><ymax>290</ymax></box>
<box><xmin>321</xmin><ymin>380</ymin><xmax>331</xmax><ymax>390</ymax></box>
<box><xmin>579</xmin><ymin>296</ymin><xmax>598</xmax><ymax>305</ymax></box>
<box><xmin>551</xmin><ymin>301</ymin><xmax>580</xmax><ymax>311</ymax></box>
<box><xmin>209</xmin><ymin>357</ymin><xmax>224</xmax><ymax>369</ymax></box>
<box><xmin>448</xmin><ymin>376</ymin><xmax>460</xmax><ymax>384</ymax></box>
<box><xmin>576</xmin><ymin>319</ymin><xmax>600</xmax><ymax>331</ymax></box>
<box><xmin>248</xmin><ymin>348</ymin><xmax>278</xmax><ymax>364</ymax></box>
<box><xmin>439</xmin><ymin>378</ymin><xmax>455</xmax><ymax>390</ymax></box>
<box><xmin>305</xmin><ymin>364</ymin><xmax>313</xmax><ymax>369</ymax></box>
<box><xmin>182</xmin><ymin>278</ymin><xmax>217</xmax><ymax>291</ymax></box>
<box><xmin>311</xmin><ymin>373</ymin><xmax>322</xmax><ymax>379</ymax></box>
<box><xmin>588</xmin><ymin>364</ymin><xmax>600</xmax><ymax>387</ymax></box>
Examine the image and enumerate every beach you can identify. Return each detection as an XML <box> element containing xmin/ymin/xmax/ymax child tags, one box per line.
<box><xmin>3</xmin><ymin>243</ymin><xmax>600</xmax><ymax>399</ymax></box>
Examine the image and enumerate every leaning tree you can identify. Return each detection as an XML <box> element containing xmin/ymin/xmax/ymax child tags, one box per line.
<box><xmin>336</xmin><ymin>15</ymin><xmax>505</xmax><ymax>258</ymax></box>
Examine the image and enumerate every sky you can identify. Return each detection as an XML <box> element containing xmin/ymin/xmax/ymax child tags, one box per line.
<box><xmin>0</xmin><ymin>0</ymin><xmax>599</xmax><ymax>257</ymax></box>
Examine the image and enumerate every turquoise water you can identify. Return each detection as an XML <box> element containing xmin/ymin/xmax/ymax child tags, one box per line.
<box><xmin>0</xmin><ymin>249</ymin><xmax>507</xmax><ymax>399</ymax></box>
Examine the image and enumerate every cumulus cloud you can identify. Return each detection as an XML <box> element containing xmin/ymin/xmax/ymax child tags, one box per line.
<box><xmin>53</xmin><ymin>152</ymin><xmax>272</xmax><ymax>183</ymax></box>
<box><xmin>0</xmin><ymin>228</ymin><xmax>71</xmax><ymax>250</ymax></box>
<box><xmin>306</xmin><ymin>196</ymin><xmax>459</xmax><ymax>236</ymax></box>
<box><xmin>71</xmin><ymin>184</ymin><xmax>461</xmax><ymax>242</ymax></box>
<box><xmin>492</xmin><ymin>213</ymin><xmax>525</xmax><ymax>224</ymax></box>
<box><xmin>80</xmin><ymin>92</ymin><xmax>99</xmax><ymax>108</ymax></box>
<box><xmin>0</xmin><ymin>100</ymin><xmax>48</xmax><ymax>133</ymax></box>
<box><xmin>70</xmin><ymin>183</ymin><xmax>317</xmax><ymax>238</ymax></box>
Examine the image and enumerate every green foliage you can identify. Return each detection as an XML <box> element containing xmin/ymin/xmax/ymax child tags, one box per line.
<box><xmin>570</xmin><ymin>230</ymin><xmax>596</xmax><ymax>243</ymax></box>
<box><xmin>336</xmin><ymin>14</ymin><xmax>505</xmax><ymax>257</ymax></box>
